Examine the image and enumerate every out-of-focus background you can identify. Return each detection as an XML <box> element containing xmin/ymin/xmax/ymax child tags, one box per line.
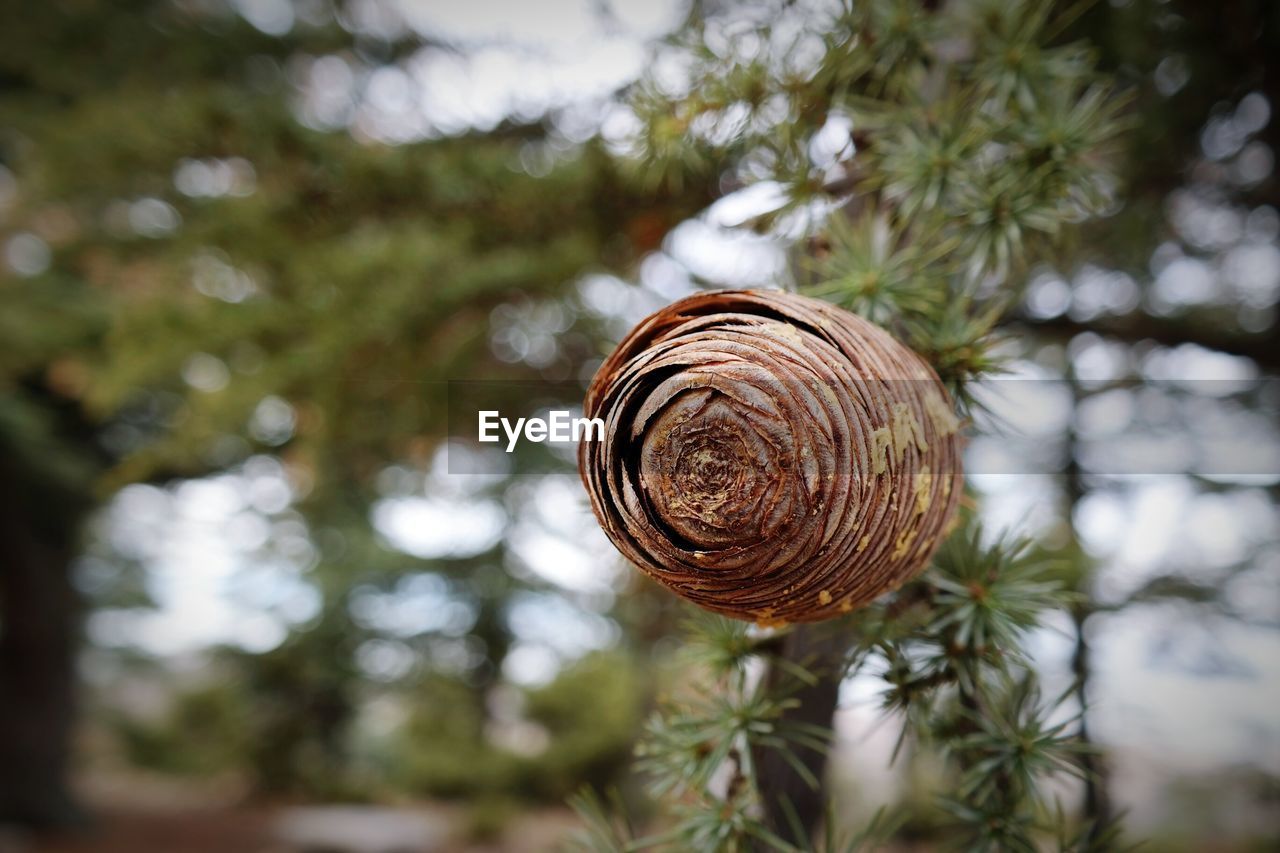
<box><xmin>0</xmin><ymin>0</ymin><xmax>1277</xmax><ymax>850</ymax></box>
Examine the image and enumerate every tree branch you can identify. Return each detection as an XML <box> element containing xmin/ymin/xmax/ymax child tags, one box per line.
<box><xmin>1013</xmin><ymin>313</ymin><xmax>1280</xmax><ymax>373</ymax></box>
<box><xmin>751</xmin><ymin>624</ymin><xmax>848</xmax><ymax>849</ymax></box>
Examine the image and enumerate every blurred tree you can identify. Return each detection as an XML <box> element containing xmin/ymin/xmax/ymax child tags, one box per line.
<box><xmin>115</xmin><ymin>680</ymin><xmax>250</xmax><ymax>778</ymax></box>
<box><xmin>0</xmin><ymin>0</ymin><xmax>713</xmax><ymax>824</ymax></box>
<box><xmin>0</xmin><ymin>391</ymin><xmax>94</xmax><ymax>825</ymax></box>
<box><xmin>388</xmin><ymin>650</ymin><xmax>644</xmax><ymax>802</ymax></box>
<box><xmin>521</xmin><ymin>650</ymin><xmax>645</xmax><ymax>798</ymax></box>
<box><xmin>1031</xmin><ymin>1</ymin><xmax>1279</xmax><ymax>840</ymax></box>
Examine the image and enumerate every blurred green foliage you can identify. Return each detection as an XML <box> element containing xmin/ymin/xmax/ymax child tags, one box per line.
<box><xmin>117</xmin><ymin>648</ymin><xmax>644</xmax><ymax>804</ymax></box>
<box><xmin>0</xmin><ymin>0</ymin><xmax>711</xmax><ymax>814</ymax></box>
<box><xmin>115</xmin><ymin>682</ymin><xmax>250</xmax><ymax>778</ymax></box>
<box><xmin>393</xmin><ymin>651</ymin><xmax>644</xmax><ymax>801</ymax></box>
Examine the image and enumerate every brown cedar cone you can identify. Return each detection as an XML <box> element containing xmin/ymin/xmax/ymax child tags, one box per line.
<box><xmin>579</xmin><ymin>289</ymin><xmax>963</xmax><ymax>624</ymax></box>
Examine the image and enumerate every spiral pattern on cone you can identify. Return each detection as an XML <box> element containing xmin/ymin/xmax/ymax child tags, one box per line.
<box><xmin>579</xmin><ymin>289</ymin><xmax>963</xmax><ymax>624</ymax></box>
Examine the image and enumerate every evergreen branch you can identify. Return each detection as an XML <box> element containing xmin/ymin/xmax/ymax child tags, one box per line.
<box><xmin>592</xmin><ymin>2</ymin><xmax>1128</xmax><ymax>848</ymax></box>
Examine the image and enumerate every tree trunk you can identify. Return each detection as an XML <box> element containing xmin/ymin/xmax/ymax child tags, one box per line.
<box><xmin>1064</xmin><ymin>376</ymin><xmax>1112</xmax><ymax>836</ymax></box>
<box><xmin>752</xmin><ymin>623</ymin><xmax>847</xmax><ymax>848</ymax></box>
<box><xmin>0</xmin><ymin>449</ymin><xmax>85</xmax><ymax>828</ymax></box>
<box><xmin>1071</xmin><ymin>606</ymin><xmax>1112</xmax><ymax>837</ymax></box>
